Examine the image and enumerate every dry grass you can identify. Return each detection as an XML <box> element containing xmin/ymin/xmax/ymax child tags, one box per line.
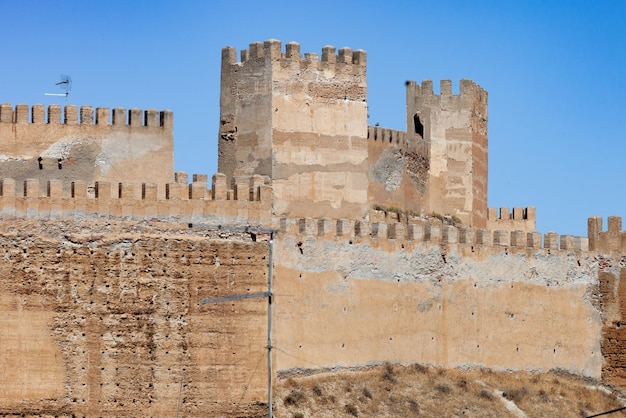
<box><xmin>274</xmin><ymin>364</ymin><xmax>625</xmax><ymax>418</ymax></box>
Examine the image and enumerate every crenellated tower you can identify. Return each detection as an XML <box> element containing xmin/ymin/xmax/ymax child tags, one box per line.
<box><xmin>219</xmin><ymin>39</ymin><xmax>369</xmax><ymax>219</ymax></box>
<box><xmin>406</xmin><ymin>79</ymin><xmax>488</xmax><ymax>228</ymax></box>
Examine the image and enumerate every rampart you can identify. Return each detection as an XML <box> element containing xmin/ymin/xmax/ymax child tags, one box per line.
<box><xmin>0</xmin><ymin>219</ymin><xmax>270</xmax><ymax>417</ymax></box>
<box><xmin>272</xmin><ymin>214</ymin><xmax>602</xmax><ymax>382</ymax></box>
<box><xmin>0</xmin><ymin>103</ymin><xmax>174</xmax><ymax>199</ymax></box>
<box><xmin>0</xmin><ymin>173</ymin><xmax>271</xmax><ymax>227</ymax></box>
<box><xmin>487</xmin><ymin>206</ymin><xmax>537</xmax><ymax>232</ymax></box>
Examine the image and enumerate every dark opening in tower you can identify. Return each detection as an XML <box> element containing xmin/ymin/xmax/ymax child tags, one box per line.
<box><xmin>414</xmin><ymin>113</ymin><xmax>424</xmax><ymax>138</ymax></box>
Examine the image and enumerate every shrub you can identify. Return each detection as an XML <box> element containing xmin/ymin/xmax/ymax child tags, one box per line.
<box><xmin>479</xmin><ymin>389</ymin><xmax>494</xmax><ymax>400</ymax></box>
<box><xmin>382</xmin><ymin>362</ymin><xmax>398</xmax><ymax>383</ymax></box>
<box><xmin>436</xmin><ymin>383</ymin><xmax>451</xmax><ymax>394</ymax></box>
<box><xmin>502</xmin><ymin>387</ymin><xmax>528</xmax><ymax>403</ymax></box>
<box><xmin>284</xmin><ymin>389</ymin><xmax>304</xmax><ymax>406</ymax></box>
<box><xmin>412</xmin><ymin>363</ymin><xmax>428</xmax><ymax>374</ymax></box>
<box><xmin>345</xmin><ymin>404</ymin><xmax>359</xmax><ymax>417</ymax></box>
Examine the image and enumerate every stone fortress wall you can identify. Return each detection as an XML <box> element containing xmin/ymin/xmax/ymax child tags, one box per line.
<box><xmin>0</xmin><ymin>172</ymin><xmax>271</xmax><ymax>227</ymax></box>
<box><xmin>0</xmin><ymin>103</ymin><xmax>174</xmax><ymax>199</ymax></box>
<box><xmin>1</xmin><ymin>38</ymin><xmax>626</xmax><ymax>417</ymax></box>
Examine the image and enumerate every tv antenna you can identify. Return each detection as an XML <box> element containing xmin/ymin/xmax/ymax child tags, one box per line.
<box><xmin>45</xmin><ymin>75</ymin><xmax>72</xmax><ymax>101</ymax></box>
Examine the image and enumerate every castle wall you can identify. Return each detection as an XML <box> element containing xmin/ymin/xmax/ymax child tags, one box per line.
<box><xmin>7</xmin><ymin>37</ymin><xmax>626</xmax><ymax>417</ymax></box>
<box><xmin>406</xmin><ymin>80</ymin><xmax>488</xmax><ymax>228</ymax></box>
<box><xmin>0</xmin><ymin>104</ymin><xmax>174</xmax><ymax>199</ymax></box>
<box><xmin>272</xmin><ymin>217</ymin><xmax>602</xmax><ymax>379</ymax></box>
<box><xmin>0</xmin><ymin>181</ymin><xmax>624</xmax><ymax>416</ymax></box>
<box><xmin>366</xmin><ymin>126</ymin><xmax>429</xmax><ymax>214</ymax></box>
<box><xmin>0</xmin><ymin>220</ymin><xmax>270</xmax><ymax>418</ymax></box>
<box><xmin>585</xmin><ymin>216</ymin><xmax>626</xmax><ymax>387</ymax></box>
<box><xmin>0</xmin><ymin>173</ymin><xmax>271</xmax><ymax>227</ymax></box>
<box><xmin>597</xmin><ymin>262</ymin><xmax>626</xmax><ymax>387</ymax></box>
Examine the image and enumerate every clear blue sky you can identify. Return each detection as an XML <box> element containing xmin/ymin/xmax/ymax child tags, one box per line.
<box><xmin>1</xmin><ymin>0</ymin><xmax>625</xmax><ymax>236</ymax></box>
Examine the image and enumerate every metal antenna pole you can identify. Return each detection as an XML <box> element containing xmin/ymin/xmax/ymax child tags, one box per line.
<box><xmin>176</xmin><ymin>375</ymin><xmax>184</xmax><ymax>418</ymax></box>
<box><xmin>199</xmin><ymin>227</ymin><xmax>276</xmax><ymax>417</ymax></box>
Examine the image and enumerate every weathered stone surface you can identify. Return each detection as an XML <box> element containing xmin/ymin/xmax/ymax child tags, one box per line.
<box><xmin>273</xmin><ymin>231</ymin><xmax>602</xmax><ymax>379</ymax></box>
<box><xmin>0</xmin><ymin>220</ymin><xmax>269</xmax><ymax>417</ymax></box>
<box><xmin>0</xmin><ymin>106</ymin><xmax>174</xmax><ymax>199</ymax></box>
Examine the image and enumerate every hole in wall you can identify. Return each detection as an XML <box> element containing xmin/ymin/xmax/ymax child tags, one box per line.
<box><xmin>414</xmin><ymin>113</ymin><xmax>424</xmax><ymax>138</ymax></box>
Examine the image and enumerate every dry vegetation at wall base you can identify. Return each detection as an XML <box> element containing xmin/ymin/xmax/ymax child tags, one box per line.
<box><xmin>274</xmin><ymin>363</ymin><xmax>625</xmax><ymax>418</ymax></box>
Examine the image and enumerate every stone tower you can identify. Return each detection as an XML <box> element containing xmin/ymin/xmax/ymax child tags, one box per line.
<box><xmin>218</xmin><ymin>40</ymin><xmax>369</xmax><ymax>219</ymax></box>
<box><xmin>406</xmin><ymin>79</ymin><xmax>488</xmax><ymax>228</ymax></box>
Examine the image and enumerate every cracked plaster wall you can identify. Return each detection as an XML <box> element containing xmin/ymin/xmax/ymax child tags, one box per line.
<box><xmin>0</xmin><ymin>122</ymin><xmax>173</xmax><ymax>198</ymax></box>
<box><xmin>273</xmin><ymin>234</ymin><xmax>603</xmax><ymax>378</ymax></box>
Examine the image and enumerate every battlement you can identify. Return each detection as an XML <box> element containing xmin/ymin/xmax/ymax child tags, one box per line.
<box><xmin>487</xmin><ymin>206</ymin><xmax>536</xmax><ymax>232</ymax></box>
<box><xmin>406</xmin><ymin>79</ymin><xmax>487</xmax><ymax>102</ymax></box>
<box><xmin>222</xmin><ymin>39</ymin><xmax>366</xmax><ymax>75</ymax></box>
<box><xmin>0</xmin><ymin>173</ymin><xmax>271</xmax><ymax>226</ymax></box>
<box><xmin>588</xmin><ymin>215</ymin><xmax>626</xmax><ymax>253</ymax></box>
<box><xmin>367</xmin><ymin>126</ymin><xmax>429</xmax><ymax>159</ymax></box>
<box><xmin>367</xmin><ymin>126</ymin><xmax>408</xmax><ymax>146</ymax></box>
<box><xmin>278</xmin><ymin>214</ymin><xmax>588</xmax><ymax>254</ymax></box>
<box><xmin>0</xmin><ymin>103</ymin><xmax>173</xmax><ymax>129</ymax></box>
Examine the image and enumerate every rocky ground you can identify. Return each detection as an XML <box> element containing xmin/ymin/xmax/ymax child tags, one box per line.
<box><xmin>274</xmin><ymin>363</ymin><xmax>625</xmax><ymax>418</ymax></box>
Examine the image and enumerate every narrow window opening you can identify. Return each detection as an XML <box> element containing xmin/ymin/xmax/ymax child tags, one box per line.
<box><xmin>414</xmin><ymin>113</ymin><xmax>424</xmax><ymax>138</ymax></box>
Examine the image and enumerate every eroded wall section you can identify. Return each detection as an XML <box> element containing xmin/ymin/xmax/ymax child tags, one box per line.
<box><xmin>273</xmin><ymin>221</ymin><xmax>602</xmax><ymax>379</ymax></box>
<box><xmin>0</xmin><ymin>220</ymin><xmax>269</xmax><ymax>418</ymax></box>
<box><xmin>596</xmin><ymin>258</ymin><xmax>626</xmax><ymax>387</ymax></box>
<box><xmin>0</xmin><ymin>104</ymin><xmax>174</xmax><ymax>199</ymax></box>
<box><xmin>366</xmin><ymin>126</ymin><xmax>429</xmax><ymax>214</ymax></box>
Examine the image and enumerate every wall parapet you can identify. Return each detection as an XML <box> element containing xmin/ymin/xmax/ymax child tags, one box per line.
<box><xmin>487</xmin><ymin>206</ymin><xmax>536</xmax><ymax>233</ymax></box>
<box><xmin>367</xmin><ymin>126</ymin><xmax>429</xmax><ymax>159</ymax></box>
<box><xmin>406</xmin><ymin>79</ymin><xmax>487</xmax><ymax>102</ymax></box>
<box><xmin>222</xmin><ymin>39</ymin><xmax>366</xmax><ymax>75</ymax></box>
<box><xmin>278</xmin><ymin>217</ymin><xmax>588</xmax><ymax>254</ymax></box>
<box><xmin>588</xmin><ymin>215</ymin><xmax>626</xmax><ymax>253</ymax></box>
<box><xmin>0</xmin><ymin>103</ymin><xmax>173</xmax><ymax>129</ymax></box>
<box><xmin>0</xmin><ymin>173</ymin><xmax>270</xmax><ymax>226</ymax></box>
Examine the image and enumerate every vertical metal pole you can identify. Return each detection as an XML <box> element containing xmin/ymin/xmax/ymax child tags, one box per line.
<box><xmin>176</xmin><ymin>375</ymin><xmax>184</xmax><ymax>418</ymax></box>
<box><xmin>267</xmin><ymin>232</ymin><xmax>274</xmax><ymax>418</ymax></box>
